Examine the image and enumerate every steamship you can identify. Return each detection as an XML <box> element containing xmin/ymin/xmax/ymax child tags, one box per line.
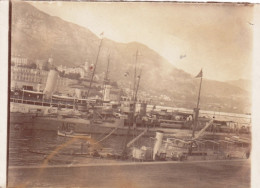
<box><xmin>10</xmin><ymin>88</ymin><xmax>192</xmax><ymax>137</ymax></box>
<box><xmin>9</xmin><ymin>69</ymin><xmax>135</xmax><ymax>135</ymax></box>
<box><xmin>10</xmin><ymin>72</ymin><xmax>191</xmax><ymax>137</ymax></box>
<box><xmin>10</xmin><ymin>67</ymin><xmax>250</xmax><ymax>138</ymax></box>
<box><xmin>9</xmin><ymin>91</ymin><xmax>245</xmax><ymax>137</ymax></box>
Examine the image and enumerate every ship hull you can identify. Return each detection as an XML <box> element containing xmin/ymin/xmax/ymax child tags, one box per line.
<box><xmin>9</xmin><ymin>112</ymin><xmax>35</xmax><ymax>125</ymax></box>
<box><xmin>10</xmin><ymin>113</ymin><xmax>193</xmax><ymax>137</ymax></box>
<box><xmin>30</xmin><ymin>116</ymin><xmax>158</xmax><ymax>136</ymax></box>
<box><xmin>9</xmin><ymin>112</ymin><xmax>238</xmax><ymax>139</ymax></box>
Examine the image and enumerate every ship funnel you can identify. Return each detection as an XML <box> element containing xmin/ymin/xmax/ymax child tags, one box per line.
<box><xmin>37</xmin><ymin>83</ymin><xmax>41</xmax><ymax>92</ymax></box>
<box><xmin>104</xmin><ymin>85</ymin><xmax>111</xmax><ymax>101</ymax></box>
<box><xmin>43</xmin><ymin>69</ymin><xmax>59</xmax><ymax>98</ymax></box>
<box><xmin>75</xmin><ymin>88</ymin><xmax>82</xmax><ymax>99</ymax></box>
<box><xmin>153</xmin><ymin>131</ymin><xmax>164</xmax><ymax>160</ymax></box>
<box><xmin>48</xmin><ymin>58</ymin><xmax>53</xmax><ymax>65</ymax></box>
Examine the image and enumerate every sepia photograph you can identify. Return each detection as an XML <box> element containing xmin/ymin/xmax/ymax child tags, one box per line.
<box><xmin>6</xmin><ymin>1</ymin><xmax>258</xmax><ymax>187</ymax></box>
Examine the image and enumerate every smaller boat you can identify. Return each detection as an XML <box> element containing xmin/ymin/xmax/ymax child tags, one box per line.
<box><xmin>57</xmin><ymin>129</ymin><xmax>91</xmax><ymax>139</ymax></box>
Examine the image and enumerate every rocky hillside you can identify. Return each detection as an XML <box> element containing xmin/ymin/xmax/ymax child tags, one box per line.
<box><xmin>226</xmin><ymin>79</ymin><xmax>252</xmax><ymax>93</ymax></box>
<box><xmin>11</xmin><ymin>2</ymin><xmax>251</xmax><ymax>113</ymax></box>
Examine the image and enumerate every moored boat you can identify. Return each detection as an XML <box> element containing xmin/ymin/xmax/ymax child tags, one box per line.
<box><xmin>57</xmin><ymin>129</ymin><xmax>91</xmax><ymax>139</ymax></box>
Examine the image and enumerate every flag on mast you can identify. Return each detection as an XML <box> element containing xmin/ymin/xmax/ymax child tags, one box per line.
<box><xmin>89</xmin><ymin>63</ymin><xmax>94</xmax><ymax>71</ymax></box>
<box><xmin>195</xmin><ymin>69</ymin><xmax>203</xmax><ymax>78</ymax></box>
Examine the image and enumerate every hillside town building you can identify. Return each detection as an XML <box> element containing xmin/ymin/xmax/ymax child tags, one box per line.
<box><xmin>10</xmin><ymin>57</ymin><xmax>122</xmax><ymax>101</ymax></box>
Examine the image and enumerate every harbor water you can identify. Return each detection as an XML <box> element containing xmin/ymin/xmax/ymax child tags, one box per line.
<box><xmin>8</xmin><ymin>123</ymin><xmax>156</xmax><ymax>166</ymax></box>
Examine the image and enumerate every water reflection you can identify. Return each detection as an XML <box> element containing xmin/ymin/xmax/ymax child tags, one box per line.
<box><xmin>8</xmin><ymin>124</ymin><xmax>151</xmax><ymax>166</ymax></box>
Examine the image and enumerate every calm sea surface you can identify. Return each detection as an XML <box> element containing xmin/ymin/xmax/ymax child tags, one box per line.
<box><xmin>8</xmin><ymin>124</ymin><xmax>251</xmax><ymax>188</ymax></box>
<box><xmin>8</xmin><ymin>123</ymin><xmax>155</xmax><ymax>166</ymax></box>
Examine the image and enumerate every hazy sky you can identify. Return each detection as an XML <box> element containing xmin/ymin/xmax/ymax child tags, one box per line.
<box><xmin>30</xmin><ymin>2</ymin><xmax>254</xmax><ymax>81</ymax></box>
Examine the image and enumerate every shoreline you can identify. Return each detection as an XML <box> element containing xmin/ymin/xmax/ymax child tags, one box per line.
<box><xmin>8</xmin><ymin>158</ymin><xmax>250</xmax><ymax>169</ymax></box>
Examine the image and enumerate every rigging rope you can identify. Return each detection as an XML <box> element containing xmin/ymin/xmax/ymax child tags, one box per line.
<box><xmin>96</xmin><ymin>127</ymin><xmax>114</xmax><ymax>140</ymax></box>
<box><xmin>93</xmin><ymin>127</ymin><xmax>118</xmax><ymax>145</ymax></box>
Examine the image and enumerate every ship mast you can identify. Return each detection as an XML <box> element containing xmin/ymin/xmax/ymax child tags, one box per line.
<box><xmin>122</xmin><ymin>50</ymin><xmax>142</xmax><ymax>158</ymax></box>
<box><xmin>133</xmin><ymin>68</ymin><xmax>142</xmax><ymax>116</ymax></box>
<box><xmin>102</xmin><ymin>54</ymin><xmax>110</xmax><ymax>103</ymax></box>
<box><xmin>85</xmin><ymin>35</ymin><xmax>104</xmax><ymax>104</ymax></box>
<box><xmin>105</xmin><ymin>55</ymin><xmax>110</xmax><ymax>83</ymax></box>
<box><xmin>133</xmin><ymin>50</ymin><xmax>138</xmax><ymax>99</ymax></box>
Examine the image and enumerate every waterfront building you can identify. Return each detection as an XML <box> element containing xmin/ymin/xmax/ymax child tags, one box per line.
<box><xmin>35</xmin><ymin>59</ymin><xmax>48</xmax><ymax>70</ymax></box>
<box><xmin>11</xmin><ymin>55</ymin><xmax>28</xmax><ymax>67</ymax></box>
<box><xmin>11</xmin><ymin>58</ymin><xmax>121</xmax><ymax>102</ymax></box>
<box><xmin>57</xmin><ymin>61</ymin><xmax>94</xmax><ymax>80</ymax></box>
<box><xmin>11</xmin><ymin>66</ymin><xmax>48</xmax><ymax>90</ymax></box>
<box><xmin>11</xmin><ymin>66</ymin><xmax>69</xmax><ymax>93</ymax></box>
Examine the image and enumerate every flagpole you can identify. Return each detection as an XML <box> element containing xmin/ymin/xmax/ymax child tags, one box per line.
<box><xmin>192</xmin><ymin>70</ymin><xmax>203</xmax><ymax>138</ymax></box>
<box><xmin>196</xmin><ymin>76</ymin><xmax>203</xmax><ymax>109</ymax></box>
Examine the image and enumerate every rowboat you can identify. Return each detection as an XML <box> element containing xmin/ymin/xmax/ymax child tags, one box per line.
<box><xmin>57</xmin><ymin>129</ymin><xmax>91</xmax><ymax>139</ymax></box>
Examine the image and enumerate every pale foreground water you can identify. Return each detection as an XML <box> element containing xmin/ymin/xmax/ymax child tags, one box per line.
<box><xmin>8</xmin><ymin>160</ymin><xmax>250</xmax><ymax>188</ymax></box>
<box><xmin>8</xmin><ymin>124</ymin><xmax>250</xmax><ymax>188</ymax></box>
<box><xmin>8</xmin><ymin>125</ymin><xmax>159</xmax><ymax>166</ymax></box>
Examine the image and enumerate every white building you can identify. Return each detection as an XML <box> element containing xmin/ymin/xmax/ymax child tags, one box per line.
<box><xmin>11</xmin><ymin>56</ymin><xmax>28</xmax><ymax>66</ymax></box>
<box><xmin>57</xmin><ymin>61</ymin><xmax>94</xmax><ymax>79</ymax></box>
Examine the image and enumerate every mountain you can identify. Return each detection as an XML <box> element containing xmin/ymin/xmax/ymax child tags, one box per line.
<box><xmin>11</xmin><ymin>2</ymin><xmax>251</xmax><ymax>114</ymax></box>
<box><xmin>226</xmin><ymin>79</ymin><xmax>252</xmax><ymax>93</ymax></box>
